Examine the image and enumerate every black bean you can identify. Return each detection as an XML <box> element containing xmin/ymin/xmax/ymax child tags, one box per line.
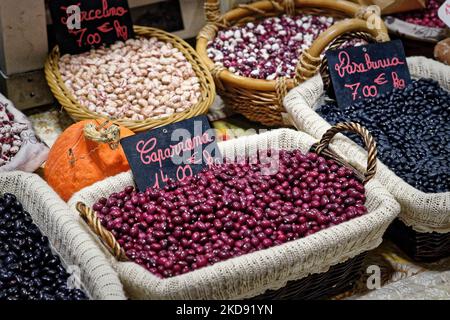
<box><xmin>317</xmin><ymin>78</ymin><xmax>450</xmax><ymax>193</ymax></box>
<box><xmin>0</xmin><ymin>193</ymin><xmax>88</xmax><ymax>300</ymax></box>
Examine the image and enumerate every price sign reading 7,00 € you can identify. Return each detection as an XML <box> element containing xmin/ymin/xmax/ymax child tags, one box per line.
<box><xmin>326</xmin><ymin>40</ymin><xmax>412</xmax><ymax>108</ymax></box>
<box><xmin>49</xmin><ymin>0</ymin><xmax>135</xmax><ymax>55</ymax></box>
<box><xmin>344</xmin><ymin>71</ymin><xmax>406</xmax><ymax>101</ymax></box>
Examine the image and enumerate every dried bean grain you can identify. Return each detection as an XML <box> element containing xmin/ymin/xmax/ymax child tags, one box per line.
<box><xmin>59</xmin><ymin>38</ymin><xmax>202</xmax><ymax>121</ymax></box>
<box><xmin>0</xmin><ymin>193</ymin><xmax>88</xmax><ymax>300</ymax></box>
<box><xmin>207</xmin><ymin>15</ymin><xmax>334</xmax><ymax>80</ymax></box>
<box><xmin>317</xmin><ymin>78</ymin><xmax>450</xmax><ymax>193</ymax></box>
<box><xmin>94</xmin><ymin>150</ymin><xmax>368</xmax><ymax>278</ymax></box>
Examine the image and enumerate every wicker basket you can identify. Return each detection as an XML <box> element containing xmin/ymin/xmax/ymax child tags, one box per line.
<box><xmin>0</xmin><ymin>172</ymin><xmax>126</xmax><ymax>300</ymax></box>
<box><xmin>251</xmin><ymin>253</ymin><xmax>367</xmax><ymax>300</ymax></box>
<box><xmin>69</xmin><ymin>123</ymin><xmax>399</xmax><ymax>300</ymax></box>
<box><xmin>284</xmin><ymin>56</ymin><xmax>450</xmax><ymax>262</ymax></box>
<box><xmin>387</xmin><ymin>219</ymin><xmax>450</xmax><ymax>262</ymax></box>
<box><xmin>45</xmin><ymin>26</ymin><xmax>216</xmax><ymax>133</ymax></box>
<box><xmin>196</xmin><ymin>0</ymin><xmax>390</xmax><ymax>126</ymax></box>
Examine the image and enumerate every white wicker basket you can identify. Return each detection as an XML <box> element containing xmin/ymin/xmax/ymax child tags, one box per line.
<box><xmin>0</xmin><ymin>171</ymin><xmax>126</xmax><ymax>300</ymax></box>
<box><xmin>69</xmin><ymin>128</ymin><xmax>399</xmax><ymax>300</ymax></box>
<box><xmin>284</xmin><ymin>56</ymin><xmax>450</xmax><ymax>234</ymax></box>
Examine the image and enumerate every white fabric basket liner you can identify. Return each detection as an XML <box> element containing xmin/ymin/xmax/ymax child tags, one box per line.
<box><xmin>284</xmin><ymin>56</ymin><xmax>450</xmax><ymax>234</ymax></box>
<box><xmin>0</xmin><ymin>172</ymin><xmax>126</xmax><ymax>300</ymax></box>
<box><xmin>69</xmin><ymin>128</ymin><xmax>399</xmax><ymax>300</ymax></box>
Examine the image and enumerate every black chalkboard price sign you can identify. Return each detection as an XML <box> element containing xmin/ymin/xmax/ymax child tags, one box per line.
<box><xmin>326</xmin><ymin>40</ymin><xmax>412</xmax><ymax>108</ymax></box>
<box><xmin>49</xmin><ymin>0</ymin><xmax>134</xmax><ymax>54</ymax></box>
<box><xmin>121</xmin><ymin>116</ymin><xmax>222</xmax><ymax>192</ymax></box>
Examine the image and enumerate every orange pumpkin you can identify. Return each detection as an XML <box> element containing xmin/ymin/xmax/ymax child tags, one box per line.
<box><xmin>45</xmin><ymin>119</ymin><xmax>134</xmax><ymax>201</ymax></box>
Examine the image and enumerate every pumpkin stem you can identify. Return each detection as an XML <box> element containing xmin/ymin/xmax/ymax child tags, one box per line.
<box><xmin>68</xmin><ymin>148</ymin><xmax>76</xmax><ymax>165</ymax></box>
<box><xmin>83</xmin><ymin>120</ymin><xmax>121</xmax><ymax>150</ymax></box>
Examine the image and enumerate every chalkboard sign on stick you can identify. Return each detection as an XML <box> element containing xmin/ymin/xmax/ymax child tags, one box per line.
<box><xmin>326</xmin><ymin>40</ymin><xmax>411</xmax><ymax>108</ymax></box>
<box><xmin>49</xmin><ymin>0</ymin><xmax>134</xmax><ymax>54</ymax></box>
<box><xmin>121</xmin><ymin>116</ymin><xmax>222</xmax><ymax>192</ymax></box>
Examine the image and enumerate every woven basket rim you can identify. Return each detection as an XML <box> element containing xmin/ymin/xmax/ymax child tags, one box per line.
<box><xmin>196</xmin><ymin>0</ymin><xmax>388</xmax><ymax>91</ymax></box>
<box><xmin>45</xmin><ymin>25</ymin><xmax>216</xmax><ymax>132</ymax></box>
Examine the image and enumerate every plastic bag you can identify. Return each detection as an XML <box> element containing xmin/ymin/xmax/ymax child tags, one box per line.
<box><xmin>0</xmin><ymin>93</ymin><xmax>49</xmax><ymax>172</ymax></box>
<box><xmin>352</xmin><ymin>0</ymin><xmax>427</xmax><ymax>14</ymax></box>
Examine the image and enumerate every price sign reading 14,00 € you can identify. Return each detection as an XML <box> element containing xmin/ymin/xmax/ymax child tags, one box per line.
<box><xmin>121</xmin><ymin>116</ymin><xmax>223</xmax><ymax>192</ymax></box>
<box><xmin>326</xmin><ymin>40</ymin><xmax>412</xmax><ymax>108</ymax></box>
<box><xmin>49</xmin><ymin>0</ymin><xmax>134</xmax><ymax>55</ymax></box>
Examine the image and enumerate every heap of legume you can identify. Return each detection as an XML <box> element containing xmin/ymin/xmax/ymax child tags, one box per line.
<box><xmin>394</xmin><ymin>0</ymin><xmax>445</xmax><ymax>28</ymax></box>
<box><xmin>207</xmin><ymin>14</ymin><xmax>334</xmax><ymax>80</ymax></box>
<box><xmin>0</xmin><ymin>103</ymin><xmax>27</xmax><ymax>167</ymax></box>
<box><xmin>59</xmin><ymin>37</ymin><xmax>202</xmax><ymax>121</ymax></box>
<box><xmin>317</xmin><ymin>78</ymin><xmax>450</xmax><ymax>193</ymax></box>
<box><xmin>93</xmin><ymin>150</ymin><xmax>368</xmax><ymax>278</ymax></box>
<box><xmin>0</xmin><ymin>193</ymin><xmax>88</xmax><ymax>300</ymax></box>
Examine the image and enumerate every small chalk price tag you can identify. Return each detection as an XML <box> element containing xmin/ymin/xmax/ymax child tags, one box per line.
<box><xmin>49</xmin><ymin>0</ymin><xmax>134</xmax><ymax>54</ymax></box>
<box><xmin>326</xmin><ymin>40</ymin><xmax>412</xmax><ymax>108</ymax></box>
<box><xmin>121</xmin><ymin>116</ymin><xmax>222</xmax><ymax>192</ymax></box>
<box><xmin>438</xmin><ymin>0</ymin><xmax>450</xmax><ymax>28</ymax></box>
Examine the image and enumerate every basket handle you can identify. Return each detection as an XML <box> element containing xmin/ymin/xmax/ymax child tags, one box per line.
<box><xmin>315</xmin><ymin>122</ymin><xmax>377</xmax><ymax>184</ymax></box>
<box><xmin>319</xmin><ymin>31</ymin><xmax>378</xmax><ymax>88</ymax></box>
<box><xmin>76</xmin><ymin>202</ymin><xmax>128</xmax><ymax>262</ymax></box>
<box><xmin>294</xmin><ymin>17</ymin><xmax>389</xmax><ymax>84</ymax></box>
<box><xmin>204</xmin><ymin>0</ymin><xmax>221</xmax><ymax>24</ymax></box>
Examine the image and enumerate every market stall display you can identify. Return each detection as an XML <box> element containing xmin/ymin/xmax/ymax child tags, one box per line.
<box><xmin>196</xmin><ymin>0</ymin><xmax>389</xmax><ymax>126</ymax></box>
<box><xmin>0</xmin><ymin>94</ymin><xmax>48</xmax><ymax>173</ymax></box>
<box><xmin>70</xmin><ymin>124</ymin><xmax>399</xmax><ymax>299</ymax></box>
<box><xmin>0</xmin><ymin>0</ymin><xmax>448</xmax><ymax>302</ymax></box>
<box><xmin>0</xmin><ymin>172</ymin><xmax>126</xmax><ymax>300</ymax></box>
<box><xmin>44</xmin><ymin>119</ymin><xmax>134</xmax><ymax>202</ymax></box>
<box><xmin>284</xmin><ymin>56</ymin><xmax>450</xmax><ymax>261</ymax></box>
<box><xmin>45</xmin><ymin>26</ymin><xmax>216</xmax><ymax>132</ymax></box>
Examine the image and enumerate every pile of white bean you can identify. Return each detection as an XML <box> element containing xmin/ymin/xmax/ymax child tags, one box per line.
<box><xmin>59</xmin><ymin>37</ymin><xmax>202</xmax><ymax>121</ymax></box>
<box><xmin>0</xmin><ymin>103</ymin><xmax>27</xmax><ymax>167</ymax></box>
